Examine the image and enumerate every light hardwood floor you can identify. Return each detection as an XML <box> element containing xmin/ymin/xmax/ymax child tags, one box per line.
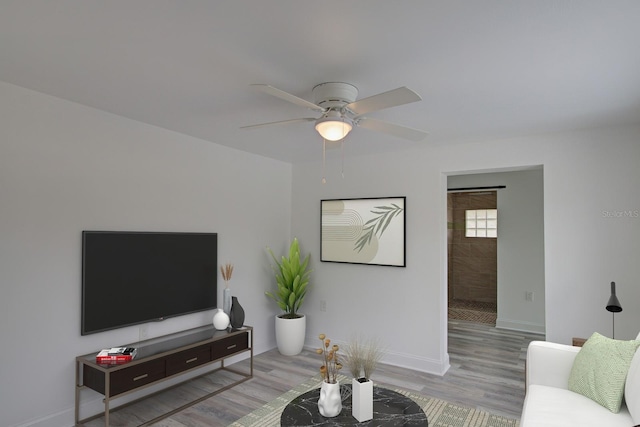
<box><xmin>81</xmin><ymin>320</ymin><xmax>544</xmax><ymax>426</ymax></box>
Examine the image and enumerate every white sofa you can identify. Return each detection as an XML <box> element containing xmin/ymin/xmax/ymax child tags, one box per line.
<box><xmin>521</xmin><ymin>340</ymin><xmax>640</xmax><ymax>426</ymax></box>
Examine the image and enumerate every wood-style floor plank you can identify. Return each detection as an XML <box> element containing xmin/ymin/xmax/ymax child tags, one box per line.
<box><xmin>80</xmin><ymin>320</ymin><xmax>544</xmax><ymax>426</ymax></box>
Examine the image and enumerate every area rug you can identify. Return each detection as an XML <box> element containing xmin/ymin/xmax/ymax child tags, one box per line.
<box><xmin>448</xmin><ymin>299</ymin><xmax>497</xmax><ymax>325</ymax></box>
<box><xmin>448</xmin><ymin>307</ymin><xmax>497</xmax><ymax>325</ymax></box>
<box><xmin>230</xmin><ymin>375</ymin><xmax>519</xmax><ymax>427</ymax></box>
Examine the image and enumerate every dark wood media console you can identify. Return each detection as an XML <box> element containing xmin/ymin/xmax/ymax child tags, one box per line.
<box><xmin>75</xmin><ymin>325</ymin><xmax>253</xmax><ymax>427</ymax></box>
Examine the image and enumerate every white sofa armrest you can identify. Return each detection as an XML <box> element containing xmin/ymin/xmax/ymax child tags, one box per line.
<box><xmin>526</xmin><ymin>341</ymin><xmax>581</xmax><ymax>390</ymax></box>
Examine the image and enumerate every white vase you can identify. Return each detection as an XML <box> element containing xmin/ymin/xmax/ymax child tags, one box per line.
<box><xmin>352</xmin><ymin>378</ymin><xmax>373</xmax><ymax>422</ymax></box>
<box><xmin>212</xmin><ymin>308</ymin><xmax>230</xmax><ymax>330</ymax></box>
<box><xmin>318</xmin><ymin>380</ymin><xmax>342</xmax><ymax>417</ymax></box>
<box><xmin>274</xmin><ymin>314</ymin><xmax>306</xmax><ymax>356</ymax></box>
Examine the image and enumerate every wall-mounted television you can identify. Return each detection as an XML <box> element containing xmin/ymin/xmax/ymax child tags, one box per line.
<box><xmin>81</xmin><ymin>231</ymin><xmax>217</xmax><ymax>335</ymax></box>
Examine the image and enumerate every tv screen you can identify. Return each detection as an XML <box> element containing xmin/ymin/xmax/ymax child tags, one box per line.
<box><xmin>82</xmin><ymin>231</ymin><xmax>217</xmax><ymax>335</ymax></box>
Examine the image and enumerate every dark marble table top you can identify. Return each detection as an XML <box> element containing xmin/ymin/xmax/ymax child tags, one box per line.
<box><xmin>280</xmin><ymin>384</ymin><xmax>428</xmax><ymax>426</ymax></box>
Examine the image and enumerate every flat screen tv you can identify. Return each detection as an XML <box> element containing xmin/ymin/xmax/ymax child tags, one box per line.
<box><xmin>81</xmin><ymin>231</ymin><xmax>217</xmax><ymax>335</ymax></box>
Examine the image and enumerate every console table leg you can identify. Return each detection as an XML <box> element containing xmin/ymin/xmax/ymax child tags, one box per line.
<box><xmin>104</xmin><ymin>374</ymin><xmax>111</xmax><ymax>427</ymax></box>
<box><xmin>75</xmin><ymin>362</ymin><xmax>81</xmax><ymax>425</ymax></box>
<box><xmin>104</xmin><ymin>398</ymin><xmax>110</xmax><ymax>427</ymax></box>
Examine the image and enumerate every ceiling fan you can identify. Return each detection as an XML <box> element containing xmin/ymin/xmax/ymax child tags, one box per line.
<box><xmin>241</xmin><ymin>82</ymin><xmax>428</xmax><ymax>142</ymax></box>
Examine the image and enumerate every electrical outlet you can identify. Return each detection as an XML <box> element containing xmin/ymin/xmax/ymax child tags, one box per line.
<box><xmin>320</xmin><ymin>300</ymin><xmax>327</xmax><ymax>312</ymax></box>
<box><xmin>525</xmin><ymin>291</ymin><xmax>534</xmax><ymax>302</ymax></box>
<box><xmin>139</xmin><ymin>324</ymin><xmax>149</xmax><ymax>341</ymax></box>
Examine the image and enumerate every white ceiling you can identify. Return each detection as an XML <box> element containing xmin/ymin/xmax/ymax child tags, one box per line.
<box><xmin>1</xmin><ymin>1</ymin><xmax>640</xmax><ymax>163</ymax></box>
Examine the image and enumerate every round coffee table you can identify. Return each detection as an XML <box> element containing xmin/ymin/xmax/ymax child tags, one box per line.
<box><xmin>280</xmin><ymin>384</ymin><xmax>428</xmax><ymax>426</ymax></box>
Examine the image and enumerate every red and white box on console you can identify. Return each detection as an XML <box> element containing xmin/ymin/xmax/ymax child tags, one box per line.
<box><xmin>96</xmin><ymin>347</ymin><xmax>137</xmax><ymax>364</ymax></box>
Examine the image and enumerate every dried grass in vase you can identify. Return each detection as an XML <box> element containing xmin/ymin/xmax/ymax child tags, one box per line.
<box><xmin>220</xmin><ymin>263</ymin><xmax>234</xmax><ymax>288</ymax></box>
<box><xmin>343</xmin><ymin>335</ymin><xmax>385</xmax><ymax>381</ymax></box>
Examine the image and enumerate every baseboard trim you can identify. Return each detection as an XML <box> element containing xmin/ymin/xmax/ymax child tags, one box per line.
<box><xmin>496</xmin><ymin>317</ymin><xmax>545</xmax><ymax>335</ymax></box>
<box><xmin>302</xmin><ymin>344</ymin><xmax>448</xmax><ymax>377</ymax></box>
<box><xmin>13</xmin><ymin>408</ymin><xmax>69</xmax><ymax>427</ymax></box>
<box><xmin>382</xmin><ymin>349</ymin><xmax>450</xmax><ymax>376</ymax></box>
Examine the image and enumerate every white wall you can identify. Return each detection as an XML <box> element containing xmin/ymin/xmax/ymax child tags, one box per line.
<box><xmin>2</xmin><ymin>78</ymin><xmax>639</xmax><ymax>426</ymax></box>
<box><xmin>448</xmin><ymin>169</ymin><xmax>545</xmax><ymax>334</ymax></box>
<box><xmin>0</xmin><ymin>82</ymin><xmax>292</xmax><ymax>427</ymax></box>
<box><xmin>291</xmin><ymin>125</ymin><xmax>640</xmax><ymax>376</ymax></box>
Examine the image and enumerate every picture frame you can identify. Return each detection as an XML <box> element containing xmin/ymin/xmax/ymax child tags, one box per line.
<box><xmin>321</xmin><ymin>196</ymin><xmax>406</xmax><ymax>267</ymax></box>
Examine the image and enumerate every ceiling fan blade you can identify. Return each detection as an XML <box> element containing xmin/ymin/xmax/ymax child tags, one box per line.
<box><xmin>250</xmin><ymin>84</ymin><xmax>325</xmax><ymax>112</ymax></box>
<box><xmin>356</xmin><ymin>117</ymin><xmax>428</xmax><ymax>141</ymax></box>
<box><xmin>240</xmin><ymin>117</ymin><xmax>316</xmax><ymax>130</ymax></box>
<box><xmin>347</xmin><ymin>87</ymin><xmax>422</xmax><ymax>116</ymax></box>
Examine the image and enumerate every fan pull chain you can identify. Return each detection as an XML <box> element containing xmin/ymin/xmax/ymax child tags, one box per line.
<box><xmin>341</xmin><ymin>139</ymin><xmax>345</xmax><ymax>178</ymax></box>
<box><xmin>322</xmin><ymin>138</ymin><xmax>327</xmax><ymax>184</ymax></box>
<box><xmin>340</xmin><ymin>117</ymin><xmax>347</xmax><ymax>178</ymax></box>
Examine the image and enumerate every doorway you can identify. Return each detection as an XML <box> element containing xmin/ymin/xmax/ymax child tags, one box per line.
<box><xmin>447</xmin><ymin>190</ymin><xmax>498</xmax><ymax>325</ymax></box>
<box><xmin>445</xmin><ymin>168</ymin><xmax>546</xmax><ymax>335</ymax></box>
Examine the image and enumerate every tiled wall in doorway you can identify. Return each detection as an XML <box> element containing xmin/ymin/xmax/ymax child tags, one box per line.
<box><xmin>448</xmin><ymin>191</ymin><xmax>497</xmax><ymax>304</ymax></box>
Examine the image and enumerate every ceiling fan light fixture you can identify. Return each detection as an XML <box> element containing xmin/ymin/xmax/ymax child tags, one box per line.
<box><xmin>245</xmin><ymin>83</ymin><xmax>427</xmax><ymax>142</ymax></box>
<box><xmin>315</xmin><ymin>115</ymin><xmax>353</xmax><ymax>141</ymax></box>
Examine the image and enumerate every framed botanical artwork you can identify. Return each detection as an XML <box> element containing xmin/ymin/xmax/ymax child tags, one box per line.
<box><xmin>321</xmin><ymin>196</ymin><xmax>406</xmax><ymax>267</ymax></box>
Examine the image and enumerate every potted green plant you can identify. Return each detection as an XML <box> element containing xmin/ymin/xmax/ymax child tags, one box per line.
<box><xmin>266</xmin><ymin>237</ymin><xmax>311</xmax><ymax>355</ymax></box>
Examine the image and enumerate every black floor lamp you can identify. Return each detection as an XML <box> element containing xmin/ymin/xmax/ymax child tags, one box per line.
<box><xmin>606</xmin><ymin>281</ymin><xmax>622</xmax><ymax>339</ymax></box>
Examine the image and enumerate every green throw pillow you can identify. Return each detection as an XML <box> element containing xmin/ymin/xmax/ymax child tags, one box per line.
<box><xmin>568</xmin><ymin>332</ymin><xmax>640</xmax><ymax>412</ymax></box>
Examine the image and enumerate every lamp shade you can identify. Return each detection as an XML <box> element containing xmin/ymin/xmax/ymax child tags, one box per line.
<box><xmin>606</xmin><ymin>281</ymin><xmax>622</xmax><ymax>313</ymax></box>
<box><xmin>315</xmin><ymin>116</ymin><xmax>353</xmax><ymax>141</ymax></box>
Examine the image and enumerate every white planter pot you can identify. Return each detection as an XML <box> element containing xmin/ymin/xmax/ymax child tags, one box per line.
<box><xmin>318</xmin><ymin>380</ymin><xmax>342</xmax><ymax>417</ymax></box>
<box><xmin>352</xmin><ymin>378</ymin><xmax>373</xmax><ymax>422</ymax></box>
<box><xmin>275</xmin><ymin>314</ymin><xmax>306</xmax><ymax>356</ymax></box>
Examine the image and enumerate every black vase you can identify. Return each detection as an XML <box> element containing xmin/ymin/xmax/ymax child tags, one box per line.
<box><xmin>229</xmin><ymin>296</ymin><xmax>245</xmax><ymax>329</ymax></box>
